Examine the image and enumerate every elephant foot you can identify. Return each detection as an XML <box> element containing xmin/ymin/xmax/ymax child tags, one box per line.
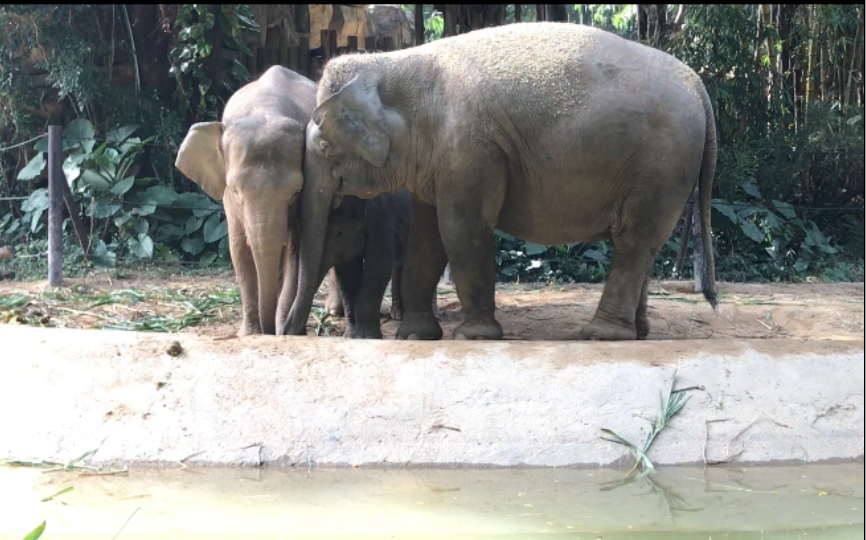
<box><xmin>239</xmin><ymin>321</ymin><xmax>262</xmax><ymax>336</ymax></box>
<box><xmin>396</xmin><ymin>314</ymin><xmax>443</xmax><ymax>340</ymax></box>
<box><xmin>390</xmin><ymin>305</ymin><xmax>404</xmax><ymax>321</ymax></box>
<box><xmin>345</xmin><ymin>325</ymin><xmax>383</xmax><ymax>339</ymax></box>
<box><xmin>635</xmin><ymin>316</ymin><xmax>650</xmax><ymax>340</ymax></box>
<box><xmin>577</xmin><ymin>318</ymin><xmax>637</xmax><ymax>341</ymax></box>
<box><xmin>452</xmin><ymin>319</ymin><xmax>503</xmax><ymax>341</ymax></box>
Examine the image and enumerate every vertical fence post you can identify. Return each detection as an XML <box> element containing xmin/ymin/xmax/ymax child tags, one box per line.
<box><xmin>47</xmin><ymin>125</ymin><xmax>63</xmax><ymax>287</ymax></box>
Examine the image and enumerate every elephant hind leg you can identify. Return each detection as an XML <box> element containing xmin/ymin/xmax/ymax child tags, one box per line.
<box><xmin>635</xmin><ymin>275</ymin><xmax>651</xmax><ymax>340</ymax></box>
<box><xmin>579</xmin><ymin>236</ymin><xmax>658</xmax><ymax>341</ymax></box>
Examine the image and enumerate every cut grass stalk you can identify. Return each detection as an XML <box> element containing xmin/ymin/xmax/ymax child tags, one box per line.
<box><xmin>600</xmin><ymin>369</ymin><xmax>695</xmax><ymax>486</ymax></box>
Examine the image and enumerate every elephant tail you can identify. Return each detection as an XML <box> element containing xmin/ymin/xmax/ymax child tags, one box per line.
<box><xmin>697</xmin><ymin>90</ymin><xmax>719</xmax><ymax>310</ymax></box>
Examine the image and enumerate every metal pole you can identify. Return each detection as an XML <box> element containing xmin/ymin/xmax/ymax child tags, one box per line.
<box><xmin>47</xmin><ymin>125</ymin><xmax>63</xmax><ymax>287</ymax></box>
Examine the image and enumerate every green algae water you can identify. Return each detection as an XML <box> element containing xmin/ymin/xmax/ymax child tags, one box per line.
<box><xmin>1</xmin><ymin>463</ymin><xmax>862</xmax><ymax>539</ymax></box>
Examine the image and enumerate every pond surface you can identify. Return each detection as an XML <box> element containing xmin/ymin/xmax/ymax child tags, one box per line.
<box><xmin>0</xmin><ymin>463</ymin><xmax>862</xmax><ymax>539</ymax></box>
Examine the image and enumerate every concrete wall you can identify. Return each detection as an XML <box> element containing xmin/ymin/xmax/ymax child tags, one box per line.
<box><xmin>1</xmin><ymin>325</ymin><xmax>862</xmax><ymax>467</ymax></box>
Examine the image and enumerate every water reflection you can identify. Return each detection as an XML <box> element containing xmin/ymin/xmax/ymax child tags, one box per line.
<box><xmin>1</xmin><ymin>463</ymin><xmax>862</xmax><ymax>538</ymax></box>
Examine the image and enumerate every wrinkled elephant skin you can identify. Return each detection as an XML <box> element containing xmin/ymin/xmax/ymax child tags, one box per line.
<box><xmin>295</xmin><ymin>22</ymin><xmax>718</xmax><ymax>341</ymax></box>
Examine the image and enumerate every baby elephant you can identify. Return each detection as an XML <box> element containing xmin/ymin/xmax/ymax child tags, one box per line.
<box><xmin>303</xmin><ymin>190</ymin><xmax>417</xmax><ymax>339</ymax></box>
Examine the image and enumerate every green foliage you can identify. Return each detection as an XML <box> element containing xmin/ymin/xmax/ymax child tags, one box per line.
<box><xmin>22</xmin><ymin>521</ymin><xmax>45</xmax><ymax>540</ymax></box>
<box><xmin>4</xmin><ymin>118</ymin><xmax>230</xmax><ymax>269</ymax></box>
<box><xmin>169</xmin><ymin>4</ymin><xmax>258</xmax><ymax>121</ymax></box>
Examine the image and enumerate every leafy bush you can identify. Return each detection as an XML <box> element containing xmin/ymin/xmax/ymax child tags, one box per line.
<box><xmin>6</xmin><ymin>118</ymin><xmax>229</xmax><ymax>269</ymax></box>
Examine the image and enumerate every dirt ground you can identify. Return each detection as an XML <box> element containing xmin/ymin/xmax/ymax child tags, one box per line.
<box><xmin>0</xmin><ymin>271</ymin><xmax>862</xmax><ymax>341</ymax></box>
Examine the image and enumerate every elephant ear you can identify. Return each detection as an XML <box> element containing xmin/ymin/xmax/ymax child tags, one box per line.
<box><xmin>175</xmin><ymin>122</ymin><xmax>226</xmax><ymax>200</ymax></box>
<box><xmin>313</xmin><ymin>76</ymin><xmax>390</xmax><ymax>168</ymax></box>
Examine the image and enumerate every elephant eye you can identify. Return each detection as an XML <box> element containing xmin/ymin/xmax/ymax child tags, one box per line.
<box><xmin>318</xmin><ymin>139</ymin><xmax>331</xmax><ymax>153</ymax></box>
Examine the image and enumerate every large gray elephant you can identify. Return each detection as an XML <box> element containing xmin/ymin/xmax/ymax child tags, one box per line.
<box><xmin>175</xmin><ymin>66</ymin><xmax>415</xmax><ymax>337</ymax></box>
<box><xmin>285</xmin><ymin>22</ymin><xmax>718</xmax><ymax>341</ymax></box>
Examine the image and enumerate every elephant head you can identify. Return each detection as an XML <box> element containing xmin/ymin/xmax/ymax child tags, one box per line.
<box><xmin>176</xmin><ymin>115</ymin><xmax>306</xmax><ymax>335</ymax></box>
<box><xmin>283</xmin><ymin>71</ymin><xmax>407</xmax><ymax>336</ymax></box>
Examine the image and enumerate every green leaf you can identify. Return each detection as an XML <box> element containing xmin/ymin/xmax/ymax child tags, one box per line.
<box><xmin>231</xmin><ymin>58</ymin><xmax>251</xmax><ymax>82</ymax></box>
<box><xmin>739</xmin><ymin>221</ymin><xmax>765</xmax><ymax>243</ymax></box>
<box><xmin>110</xmin><ymin>176</ymin><xmax>135</xmax><ymax>196</ymax></box>
<box><xmin>131</xmin><ymin>203</ymin><xmax>156</xmax><ymax>217</ymax></box>
<box><xmin>21</xmin><ymin>188</ymin><xmax>49</xmax><ymax>213</ymax></box>
<box><xmin>234</xmin><ymin>10</ymin><xmax>259</xmax><ymax>30</ymax></box>
<box><xmin>157</xmin><ymin>224</ymin><xmax>185</xmax><ymax>240</ymax></box>
<box><xmin>41</xmin><ymin>486</ymin><xmax>74</xmax><ymax>502</ymax></box>
<box><xmin>741</xmin><ymin>179</ymin><xmax>762</xmax><ymax>199</ymax></box>
<box><xmin>79</xmin><ymin>169</ymin><xmax>111</xmax><ymax>192</ymax></box>
<box><xmin>22</xmin><ymin>521</ymin><xmax>46</xmax><ymax>540</ymax></box>
<box><xmin>92</xmin><ymin>200</ymin><xmax>121</xmax><ymax>219</ymax></box>
<box><xmin>134</xmin><ymin>217</ymin><xmax>149</xmax><ymax>235</ymax></box>
<box><xmin>202</xmin><ymin>212</ymin><xmax>228</xmax><ymax>243</ymax></box>
<box><xmin>64</xmin><ymin>118</ymin><xmax>96</xmax><ymax>153</ymax></box>
<box><xmin>90</xmin><ymin>240</ymin><xmax>117</xmax><ymax>267</ymax></box>
<box><xmin>140</xmin><ymin>185</ymin><xmax>179</xmax><ymax>205</ymax></box>
<box><xmin>62</xmin><ymin>156</ymin><xmax>81</xmax><ymax>185</ymax></box>
<box><xmin>524</xmin><ymin>241</ymin><xmax>547</xmax><ymax>256</ymax></box>
<box><xmin>712</xmin><ymin>200</ymin><xmax>739</xmax><ymax>224</ymax></box>
<box><xmin>772</xmin><ymin>200</ymin><xmax>797</xmax><ymax>219</ymax></box>
<box><xmin>129</xmin><ymin>233</ymin><xmax>154</xmax><ymax>258</ymax></box>
<box><xmin>181</xmin><ymin>237</ymin><xmax>205</xmax><ymax>255</ymax></box>
<box><xmin>185</xmin><ymin>215</ymin><xmax>204</xmax><ymax>235</ymax></box>
<box><xmin>17</xmin><ymin>153</ymin><xmax>45</xmax><ymax>181</ymax></box>
<box><xmin>200</xmin><ymin>251</ymin><xmax>218</xmax><ymax>265</ymax></box>
<box><xmin>583</xmin><ymin>249</ymin><xmax>608</xmax><ymax>262</ymax></box>
<box><xmin>106</xmin><ymin>125</ymin><xmax>139</xmax><ymax>144</ymax></box>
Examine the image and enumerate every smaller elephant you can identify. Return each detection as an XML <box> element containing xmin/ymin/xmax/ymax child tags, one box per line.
<box><xmin>175</xmin><ymin>65</ymin><xmax>315</xmax><ymax>336</ymax></box>
<box><xmin>293</xmin><ymin>190</ymin><xmax>431</xmax><ymax>338</ymax></box>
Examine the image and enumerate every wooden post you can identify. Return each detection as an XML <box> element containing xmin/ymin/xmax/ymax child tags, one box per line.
<box><xmin>321</xmin><ymin>29</ymin><xmax>331</xmax><ymax>59</ymax></box>
<box><xmin>383</xmin><ymin>36</ymin><xmax>394</xmax><ymax>52</ymax></box>
<box><xmin>347</xmin><ymin>35</ymin><xmax>358</xmax><ymax>53</ymax></box>
<box><xmin>47</xmin><ymin>125</ymin><xmax>63</xmax><ymax>287</ymax></box>
<box><xmin>278</xmin><ymin>27</ymin><xmax>290</xmax><ymax>68</ymax></box>
<box><xmin>415</xmin><ymin>4</ymin><xmax>425</xmax><ymax>45</ymax></box>
<box><xmin>328</xmin><ymin>29</ymin><xmax>338</xmax><ymax>58</ymax></box>
<box><xmin>536</xmin><ymin>4</ymin><xmax>545</xmax><ymax>21</ymax></box>
<box><xmin>299</xmin><ymin>36</ymin><xmax>310</xmax><ymax>77</ymax></box>
<box><xmin>256</xmin><ymin>45</ymin><xmax>268</xmax><ymax>75</ymax></box>
<box><xmin>266</xmin><ymin>28</ymin><xmax>279</xmax><ymax>68</ymax></box>
<box><xmin>364</xmin><ymin>35</ymin><xmax>374</xmax><ymax>51</ymax></box>
<box><xmin>514</xmin><ymin>4</ymin><xmax>522</xmax><ymax>23</ymax></box>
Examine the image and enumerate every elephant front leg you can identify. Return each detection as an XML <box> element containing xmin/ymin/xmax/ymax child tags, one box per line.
<box><xmin>395</xmin><ymin>196</ymin><xmax>447</xmax><ymax>340</ymax></box>
<box><xmin>228</xmin><ymin>216</ymin><xmax>261</xmax><ymax>336</ymax></box>
<box><xmin>436</xmin><ymin>171</ymin><xmax>506</xmax><ymax>341</ymax></box>
<box><xmin>438</xmin><ymin>223</ymin><xmax>502</xmax><ymax>341</ymax></box>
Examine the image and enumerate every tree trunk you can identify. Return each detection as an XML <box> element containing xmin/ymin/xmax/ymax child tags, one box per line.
<box><xmin>848</xmin><ymin>6</ymin><xmax>865</xmax><ymax>107</ymax></box>
<box><xmin>536</xmin><ymin>4</ymin><xmax>545</xmax><ymax>22</ymax></box>
<box><xmin>545</xmin><ymin>4</ymin><xmax>567</xmax><ymax>22</ymax></box>
<box><xmin>435</xmin><ymin>4</ymin><xmax>506</xmax><ymax>35</ymax></box>
<box><xmin>415</xmin><ymin>4</ymin><xmax>424</xmax><ymax>45</ymax></box>
<box><xmin>514</xmin><ymin>4</ymin><xmax>521</xmax><ymax>23</ymax></box>
<box><xmin>805</xmin><ymin>4</ymin><xmax>818</xmax><ymax>119</ymax></box>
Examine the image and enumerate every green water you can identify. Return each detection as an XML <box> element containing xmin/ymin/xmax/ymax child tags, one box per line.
<box><xmin>1</xmin><ymin>463</ymin><xmax>862</xmax><ymax>539</ymax></box>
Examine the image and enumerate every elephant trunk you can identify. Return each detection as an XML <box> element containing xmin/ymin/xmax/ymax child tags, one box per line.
<box><xmin>283</xmin><ymin>160</ymin><xmax>333</xmax><ymax>336</ymax></box>
<box><xmin>247</xmin><ymin>205</ymin><xmax>290</xmax><ymax>335</ymax></box>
